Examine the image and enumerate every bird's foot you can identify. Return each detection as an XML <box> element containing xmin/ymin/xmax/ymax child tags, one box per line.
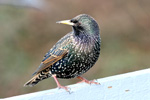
<box><xmin>77</xmin><ymin>76</ymin><xmax>100</xmax><ymax>85</ymax></box>
<box><xmin>77</xmin><ymin>79</ymin><xmax>100</xmax><ymax>85</ymax></box>
<box><xmin>57</xmin><ymin>85</ymin><xmax>71</xmax><ymax>92</ymax></box>
<box><xmin>52</xmin><ymin>75</ymin><xmax>71</xmax><ymax>93</ymax></box>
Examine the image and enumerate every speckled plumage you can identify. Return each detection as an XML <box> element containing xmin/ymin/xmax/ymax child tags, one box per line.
<box><xmin>24</xmin><ymin>14</ymin><xmax>101</xmax><ymax>89</ymax></box>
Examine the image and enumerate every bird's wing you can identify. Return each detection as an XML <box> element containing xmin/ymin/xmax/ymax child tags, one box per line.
<box><xmin>32</xmin><ymin>33</ymin><xmax>72</xmax><ymax>76</ymax></box>
<box><xmin>32</xmin><ymin>48</ymin><xmax>68</xmax><ymax>76</ymax></box>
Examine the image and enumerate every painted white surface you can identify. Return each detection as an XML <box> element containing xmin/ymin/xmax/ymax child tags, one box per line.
<box><xmin>2</xmin><ymin>69</ymin><xmax>150</xmax><ymax>100</ymax></box>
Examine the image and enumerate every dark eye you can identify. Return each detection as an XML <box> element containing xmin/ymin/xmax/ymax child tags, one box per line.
<box><xmin>71</xmin><ymin>19</ymin><xmax>78</xmax><ymax>23</ymax></box>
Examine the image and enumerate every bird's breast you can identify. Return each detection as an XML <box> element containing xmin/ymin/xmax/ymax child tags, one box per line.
<box><xmin>52</xmin><ymin>34</ymin><xmax>100</xmax><ymax>78</ymax></box>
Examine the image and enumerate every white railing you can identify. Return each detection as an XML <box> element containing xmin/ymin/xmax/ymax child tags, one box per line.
<box><xmin>2</xmin><ymin>69</ymin><xmax>150</xmax><ymax>100</ymax></box>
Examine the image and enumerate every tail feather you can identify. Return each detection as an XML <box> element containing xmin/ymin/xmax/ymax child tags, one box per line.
<box><xmin>24</xmin><ymin>71</ymin><xmax>51</xmax><ymax>87</ymax></box>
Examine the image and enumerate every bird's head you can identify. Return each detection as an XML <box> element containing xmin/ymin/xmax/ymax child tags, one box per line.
<box><xmin>57</xmin><ymin>14</ymin><xmax>100</xmax><ymax>36</ymax></box>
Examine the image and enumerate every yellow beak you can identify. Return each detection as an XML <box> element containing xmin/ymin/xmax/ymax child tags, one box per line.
<box><xmin>56</xmin><ymin>20</ymin><xmax>74</xmax><ymax>26</ymax></box>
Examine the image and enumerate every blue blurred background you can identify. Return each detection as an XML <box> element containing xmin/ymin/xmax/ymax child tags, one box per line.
<box><xmin>0</xmin><ymin>0</ymin><xmax>150</xmax><ymax>98</ymax></box>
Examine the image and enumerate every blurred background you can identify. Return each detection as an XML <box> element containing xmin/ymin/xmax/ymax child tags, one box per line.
<box><xmin>0</xmin><ymin>0</ymin><xmax>150</xmax><ymax>98</ymax></box>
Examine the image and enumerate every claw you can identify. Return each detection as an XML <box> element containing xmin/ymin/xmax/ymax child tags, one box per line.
<box><xmin>58</xmin><ymin>86</ymin><xmax>73</xmax><ymax>94</ymax></box>
<box><xmin>94</xmin><ymin>79</ymin><xmax>101</xmax><ymax>85</ymax></box>
<box><xmin>58</xmin><ymin>85</ymin><xmax>70</xmax><ymax>92</ymax></box>
<box><xmin>52</xmin><ymin>75</ymin><xmax>72</xmax><ymax>93</ymax></box>
<box><xmin>77</xmin><ymin>76</ymin><xmax>100</xmax><ymax>85</ymax></box>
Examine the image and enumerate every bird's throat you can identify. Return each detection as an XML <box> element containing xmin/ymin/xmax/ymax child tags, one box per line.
<box><xmin>71</xmin><ymin>33</ymin><xmax>97</xmax><ymax>54</ymax></box>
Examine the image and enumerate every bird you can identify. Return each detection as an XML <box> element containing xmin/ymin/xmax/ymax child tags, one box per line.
<box><xmin>24</xmin><ymin>14</ymin><xmax>101</xmax><ymax>92</ymax></box>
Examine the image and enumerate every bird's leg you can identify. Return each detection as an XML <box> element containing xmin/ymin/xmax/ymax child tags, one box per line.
<box><xmin>77</xmin><ymin>76</ymin><xmax>100</xmax><ymax>85</ymax></box>
<box><xmin>52</xmin><ymin>75</ymin><xmax>70</xmax><ymax>92</ymax></box>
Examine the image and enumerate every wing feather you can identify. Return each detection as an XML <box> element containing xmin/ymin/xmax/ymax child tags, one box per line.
<box><xmin>32</xmin><ymin>48</ymin><xmax>68</xmax><ymax>76</ymax></box>
<box><xmin>32</xmin><ymin>33</ymin><xmax>72</xmax><ymax>76</ymax></box>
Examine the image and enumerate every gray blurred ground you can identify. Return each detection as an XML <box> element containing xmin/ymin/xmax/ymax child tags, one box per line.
<box><xmin>0</xmin><ymin>0</ymin><xmax>150</xmax><ymax>98</ymax></box>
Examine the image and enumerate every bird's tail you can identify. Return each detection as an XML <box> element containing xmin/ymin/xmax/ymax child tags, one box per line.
<box><xmin>24</xmin><ymin>72</ymin><xmax>51</xmax><ymax>87</ymax></box>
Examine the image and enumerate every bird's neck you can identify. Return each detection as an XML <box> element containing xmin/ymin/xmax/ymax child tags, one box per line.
<box><xmin>71</xmin><ymin>31</ymin><xmax>100</xmax><ymax>53</ymax></box>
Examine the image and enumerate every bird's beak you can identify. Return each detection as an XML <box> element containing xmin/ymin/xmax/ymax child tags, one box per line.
<box><xmin>56</xmin><ymin>20</ymin><xmax>74</xmax><ymax>26</ymax></box>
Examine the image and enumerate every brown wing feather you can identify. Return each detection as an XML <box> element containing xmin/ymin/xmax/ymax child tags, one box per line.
<box><xmin>32</xmin><ymin>49</ymin><xmax>68</xmax><ymax>76</ymax></box>
<box><xmin>32</xmin><ymin>33</ymin><xmax>73</xmax><ymax>76</ymax></box>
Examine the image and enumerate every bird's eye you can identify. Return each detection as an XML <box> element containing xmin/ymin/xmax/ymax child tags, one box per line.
<box><xmin>71</xmin><ymin>19</ymin><xmax>78</xmax><ymax>23</ymax></box>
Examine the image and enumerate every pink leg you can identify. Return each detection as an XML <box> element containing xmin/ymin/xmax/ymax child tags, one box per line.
<box><xmin>77</xmin><ymin>76</ymin><xmax>100</xmax><ymax>85</ymax></box>
<box><xmin>52</xmin><ymin>75</ymin><xmax>70</xmax><ymax>92</ymax></box>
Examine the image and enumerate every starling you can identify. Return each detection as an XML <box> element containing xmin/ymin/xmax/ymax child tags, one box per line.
<box><xmin>24</xmin><ymin>14</ymin><xmax>101</xmax><ymax>92</ymax></box>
